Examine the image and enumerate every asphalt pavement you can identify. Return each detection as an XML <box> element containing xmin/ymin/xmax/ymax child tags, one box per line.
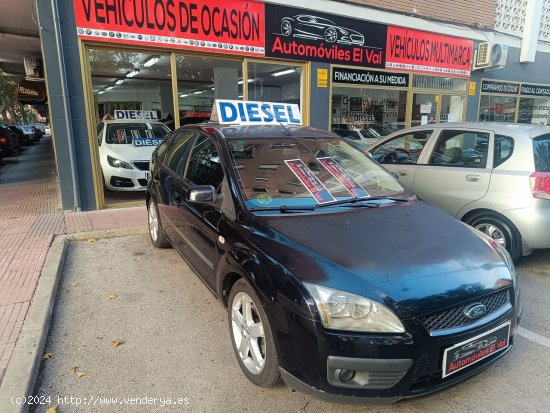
<box><xmin>30</xmin><ymin>234</ymin><xmax>550</xmax><ymax>412</ymax></box>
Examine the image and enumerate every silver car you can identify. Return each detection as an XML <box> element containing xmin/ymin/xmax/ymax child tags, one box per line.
<box><xmin>367</xmin><ymin>122</ymin><xmax>550</xmax><ymax>261</ymax></box>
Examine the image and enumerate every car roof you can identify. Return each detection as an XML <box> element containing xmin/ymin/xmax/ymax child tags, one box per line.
<box><xmin>398</xmin><ymin>122</ymin><xmax>550</xmax><ymax>138</ymax></box>
<box><xmin>184</xmin><ymin>123</ymin><xmax>337</xmax><ymax>140</ymax></box>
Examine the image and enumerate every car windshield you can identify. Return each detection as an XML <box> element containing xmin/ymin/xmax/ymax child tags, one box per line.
<box><xmin>533</xmin><ymin>134</ymin><xmax>550</xmax><ymax>172</ymax></box>
<box><xmin>105</xmin><ymin>123</ymin><xmax>169</xmax><ymax>144</ymax></box>
<box><xmin>227</xmin><ymin>136</ymin><xmax>405</xmax><ymax>209</ymax></box>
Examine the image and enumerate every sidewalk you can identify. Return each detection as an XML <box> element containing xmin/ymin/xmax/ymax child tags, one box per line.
<box><xmin>0</xmin><ymin>137</ymin><xmax>147</xmax><ymax>383</ymax></box>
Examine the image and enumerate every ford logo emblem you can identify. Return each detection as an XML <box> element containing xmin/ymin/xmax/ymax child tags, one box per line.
<box><xmin>464</xmin><ymin>303</ymin><xmax>487</xmax><ymax>319</ymax></box>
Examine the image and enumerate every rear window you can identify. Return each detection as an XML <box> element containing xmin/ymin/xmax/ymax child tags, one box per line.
<box><xmin>106</xmin><ymin>123</ymin><xmax>169</xmax><ymax>144</ymax></box>
<box><xmin>533</xmin><ymin>134</ymin><xmax>550</xmax><ymax>172</ymax></box>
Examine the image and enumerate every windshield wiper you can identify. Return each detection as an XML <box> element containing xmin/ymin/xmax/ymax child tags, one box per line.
<box><xmin>249</xmin><ymin>195</ymin><xmax>414</xmax><ymax>213</ymax></box>
<box><xmin>249</xmin><ymin>205</ymin><xmax>316</xmax><ymax>213</ymax></box>
<box><xmin>314</xmin><ymin>195</ymin><xmax>415</xmax><ymax>208</ymax></box>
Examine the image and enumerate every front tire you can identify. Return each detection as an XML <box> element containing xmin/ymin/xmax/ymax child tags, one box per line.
<box><xmin>148</xmin><ymin>198</ymin><xmax>171</xmax><ymax>248</ymax></box>
<box><xmin>228</xmin><ymin>279</ymin><xmax>281</xmax><ymax>387</ymax></box>
<box><xmin>467</xmin><ymin>213</ymin><xmax>521</xmax><ymax>262</ymax></box>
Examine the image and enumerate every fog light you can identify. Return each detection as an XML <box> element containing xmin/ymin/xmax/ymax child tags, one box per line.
<box><xmin>338</xmin><ymin>369</ymin><xmax>356</xmax><ymax>383</ymax></box>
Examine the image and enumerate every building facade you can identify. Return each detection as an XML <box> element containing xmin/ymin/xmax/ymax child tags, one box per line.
<box><xmin>36</xmin><ymin>0</ymin><xmax>550</xmax><ymax>211</ymax></box>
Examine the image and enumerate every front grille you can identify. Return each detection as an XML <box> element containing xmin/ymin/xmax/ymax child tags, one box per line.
<box><xmin>133</xmin><ymin>161</ymin><xmax>149</xmax><ymax>171</ymax></box>
<box><xmin>138</xmin><ymin>179</ymin><xmax>148</xmax><ymax>186</ymax></box>
<box><xmin>419</xmin><ymin>289</ymin><xmax>510</xmax><ymax>333</ymax></box>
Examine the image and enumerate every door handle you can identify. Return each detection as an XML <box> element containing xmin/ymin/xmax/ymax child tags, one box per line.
<box><xmin>397</xmin><ymin>170</ymin><xmax>408</xmax><ymax>176</ymax></box>
<box><xmin>466</xmin><ymin>174</ymin><xmax>482</xmax><ymax>182</ymax></box>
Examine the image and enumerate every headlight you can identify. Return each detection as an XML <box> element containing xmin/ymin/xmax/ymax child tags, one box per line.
<box><xmin>107</xmin><ymin>155</ymin><xmax>133</xmax><ymax>169</ymax></box>
<box><xmin>303</xmin><ymin>283</ymin><xmax>405</xmax><ymax>333</ymax></box>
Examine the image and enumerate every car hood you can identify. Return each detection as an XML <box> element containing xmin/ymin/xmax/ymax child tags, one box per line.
<box><xmin>102</xmin><ymin>143</ymin><xmax>157</xmax><ymax>161</ymax></box>
<box><xmin>250</xmin><ymin>200</ymin><xmax>513</xmax><ymax>319</ymax></box>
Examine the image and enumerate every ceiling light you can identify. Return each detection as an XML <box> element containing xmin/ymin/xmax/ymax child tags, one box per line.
<box><xmin>143</xmin><ymin>55</ymin><xmax>161</xmax><ymax>67</ymax></box>
<box><xmin>248</xmin><ymin>78</ymin><xmax>255</xmax><ymax>83</ymax></box>
<box><xmin>271</xmin><ymin>68</ymin><xmax>296</xmax><ymax>77</ymax></box>
<box><xmin>193</xmin><ymin>90</ymin><xmax>203</xmax><ymax>95</ymax></box>
<box><xmin>211</xmin><ymin>86</ymin><xmax>215</xmax><ymax>90</ymax></box>
<box><xmin>237</xmin><ymin>79</ymin><xmax>244</xmax><ymax>85</ymax></box>
<box><xmin>98</xmin><ymin>91</ymin><xmax>105</xmax><ymax>95</ymax></box>
<box><xmin>238</xmin><ymin>95</ymin><xmax>243</xmax><ymax>98</ymax></box>
<box><xmin>180</xmin><ymin>93</ymin><xmax>188</xmax><ymax>97</ymax></box>
<box><xmin>115</xmin><ymin>79</ymin><xmax>124</xmax><ymax>85</ymax></box>
<box><xmin>126</xmin><ymin>70</ymin><xmax>140</xmax><ymax>78</ymax></box>
<box><xmin>105</xmin><ymin>86</ymin><xmax>114</xmax><ymax>91</ymax></box>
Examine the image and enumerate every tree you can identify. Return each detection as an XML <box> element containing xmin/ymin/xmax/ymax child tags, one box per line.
<box><xmin>0</xmin><ymin>70</ymin><xmax>19</xmax><ymax>122</ymax></box>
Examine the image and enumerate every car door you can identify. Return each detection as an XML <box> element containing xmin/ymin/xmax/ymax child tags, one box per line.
<box><xmin>171</xmin><ymin>133</ymin><xmax>225</xmax><ymax>290</ymax></box>
<box><xmin>157</xmin><ymin>129</ymin><xmax>196</xmax><ymax>248</ymax></box>
<box><xmin>412</xmin><ymin>129</ymin><xmax>492</xmax><ymax>217</ymax></box>
<box><xmin>369</xmin><ymin>129</ymin><xmax>433</xmax><ymax>189</ymax></box>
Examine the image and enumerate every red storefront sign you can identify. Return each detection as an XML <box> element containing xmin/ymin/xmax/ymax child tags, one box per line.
<box><xmin>73</xmin><ymin>0</ymin><xmax>265</xmax><ymax>56</ymax></box>
<box><xmin>386</xmin><ymin>26</ymin><xmax>473</xmax><ymax>77</ymax></box>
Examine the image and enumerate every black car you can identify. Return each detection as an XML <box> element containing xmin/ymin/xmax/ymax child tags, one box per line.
<box><xmin>0</xmin><ymin>125</ymin><xmax>17</xmax><ymax>159</ymax></box>
<box><xmin>146</xmin><ymin>122</ymin><xmax>521</xmax><ymax>403</ymax></box>
<box><xmin>7</xmin><ymin>125</ymin><xmax>32</xmax><ymax>146</ymax></box>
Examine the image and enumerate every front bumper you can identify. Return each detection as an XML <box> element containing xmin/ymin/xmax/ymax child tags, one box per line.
<box><xmin>276</xmin><ymin>288</ymin><xmax>521</xmax><ymax>403</ymax></box>
<box><xmin>103</xmin><ymin>167</ymin><xmax>148</xmax><ymax>191</ymax></box>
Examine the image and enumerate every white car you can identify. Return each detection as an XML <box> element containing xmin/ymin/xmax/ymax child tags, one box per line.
<box><xmin>97</xmin><ymin>119</ymin><xmax>170</xmax><ymax>191</ymax></box>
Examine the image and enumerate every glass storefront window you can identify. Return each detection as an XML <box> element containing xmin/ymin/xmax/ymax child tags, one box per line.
<box><xmin>89</xmin><ymin>48</ymin><xmax>173</xmax><ymax>206</ymax></box>
<box><xmin>479</xmin><ymin>95</ymin><xmax>517</xmax><ymax>122</ymax></box>
<box><xmin>412</xmin><ymin>94</ymin><xmax>437</xmax><ymax>126</ymax></box>
<box><xmin>413</xmin><ymin>75</ymin><xmax>467</xmax><ymax>92</ymax></box>
<box><xmin>331</xmin><ymin>87</ymin><xmax>407</xmax><ymax>134</ymax></box>
<box><xmin>176</xmin><ymin>56</ymin><xmax>243</xmax><ymax>126</ymax></box>
<box><xmin>247</xmin><ymin>62</ymin><xmax>302</xmax><ymax>107</ymax></box>
<box><xmin>518</xmin><ymin>97</ymin><xmax>550</xmax><ymax>125</ymax></box>
<box><xmin>90</xmin><ymin>49</ymin><xmax>173</xmax><ymax>121</ymax></box>
<box><xmin>440</xmin><ymin>95</ymin><xmax>464</xmax><ymax>123</ymax></box>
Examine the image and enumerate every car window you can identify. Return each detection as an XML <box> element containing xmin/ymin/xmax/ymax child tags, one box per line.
<box><xmin>164</xmin><ymin>129</ymin><xmax>195</xmax><ymax>176</ymax></box>
<box><xmin>370</xmin><ymin>130</ymin><xmax>432</xmax><ymax>164</ymax></box>
<box><xmin>105</xmin><ymin>123</ymin><xmax>169</xmax><ymax>144</ymax></box>
<box><xmin>533</xmin><ymin>134</ymin><xmax>550</xmax><ymax>172</ymax></box>
<box><xmin>184</xmin><ymin>134</ymin><xmax>224</xmax><ymax>190</ymax></box>
<box><xmin>429</xmin><ymin>130</ymin><xmax>489</xmax><ymax>168</ymax></box>
<box><xmin>494</xmin><ymin>134</ymin><xmax>514</xmax><ymax>168</ymax></box>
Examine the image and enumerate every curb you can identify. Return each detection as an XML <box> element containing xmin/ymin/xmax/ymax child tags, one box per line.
<box><xmin>0</xmin><ymin>235</ymin><xmax>67</xmax><ymax>413</ymax></box>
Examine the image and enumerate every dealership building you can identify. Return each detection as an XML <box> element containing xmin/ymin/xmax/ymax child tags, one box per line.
<box><xmin>30</xmin><ymin>0</ymin><xmax>550</xmax><ymax>211</ymax></box>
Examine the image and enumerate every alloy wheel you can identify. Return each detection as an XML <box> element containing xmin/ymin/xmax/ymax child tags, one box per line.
<box><xmin>475</xmin><ymin>223</ymin><xmax>506</xmax><ymax>248</ymax></box>
<box><xmin>148</xmin><ymin>201</ymin><xmax>158</xmax><ymax>242</ymax></box>
<box><xmin>231</xmin><ymin>292</ymin><xmax>266</xmax><ymax>375</ymax></box>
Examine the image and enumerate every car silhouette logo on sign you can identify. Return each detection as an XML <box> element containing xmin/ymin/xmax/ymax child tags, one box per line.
<box><xmin>464</xmin><ymin>303</ymin><xmax>487</xmax><ymax>319</ymax></box>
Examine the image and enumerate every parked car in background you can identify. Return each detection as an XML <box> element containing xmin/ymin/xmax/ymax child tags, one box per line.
<box><xmin>0</xmin><ymin>125</ymin><xmax>17</xmax><ymax>160</ymax></box>
<box><xmin>368</xmin><ymin>122</ymin><xmax>550</xmax><ymax>261</ymax></box>
<box><xmin>6</xmin><ymin>125</ymin><xmax>31</xmax><ymax>146</ymax></box>
<box><xmin>19</xmin><ymin>125</ymin><xmax>39</xmax><ymax>143</ymax></box>
<box><xmin>146</xmin><ymin>102</ymin><xmax>521</xmax><ymax>402</ymax></box>
<box><xmin>331</xmin><ymin>125</ymin><xmax>385</xmax><ymax>150</ymax></box>
<box><xmin>97</xmin><ymin>119</ymin><xmax>171</xmax><ymax>191</ymax></box>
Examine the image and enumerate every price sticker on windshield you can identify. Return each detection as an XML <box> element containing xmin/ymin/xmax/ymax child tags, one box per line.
<box><xmin>317</xmin><ymin>157</ymin><xmax>369</xmax><ymax>198</ymax></box>
<box><xmin>284</xmin><ymin>159</ymin><xmax>335</xmax><ymax>204</ymax></box>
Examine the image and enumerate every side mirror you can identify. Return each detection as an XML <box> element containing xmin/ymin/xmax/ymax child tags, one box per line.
<box><xmin>188</xmin><ymin>185</ymin><xmax>218</xmax><ymax>204</ymax></box>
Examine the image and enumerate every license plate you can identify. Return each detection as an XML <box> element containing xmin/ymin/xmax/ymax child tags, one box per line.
<box><xmin>442</xmin><ymin>321</ymin><xmax>510</xmax><ymax>378</ymax></box>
